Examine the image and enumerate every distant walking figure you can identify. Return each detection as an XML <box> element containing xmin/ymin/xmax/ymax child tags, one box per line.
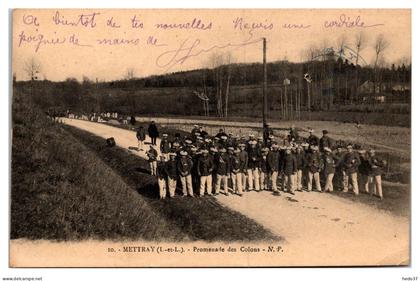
<box><xmin>136</xmin><ymin>125</ymin><xmax>146</xmax><ymax>151</ymax></box>
<box><xmin>148</xmin><ymin>121</ymin><xmax>159</xmax><ymax>146</ymax></box>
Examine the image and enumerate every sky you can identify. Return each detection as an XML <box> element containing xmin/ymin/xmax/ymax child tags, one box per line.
<box><xmin>12</xmin><ymin>9</ymin><xmax>411</xmax><ymax>81</ymax></box>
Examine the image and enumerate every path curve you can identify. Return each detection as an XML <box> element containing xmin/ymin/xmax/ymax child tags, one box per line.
<box><xmin>62</xmin><ymin>118</ymin><xmax>409</xmax><ymax>266</ymax></box>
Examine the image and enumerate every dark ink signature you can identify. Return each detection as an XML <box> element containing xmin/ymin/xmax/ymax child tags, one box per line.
<box><xmin>155</xmin><ymin>35</ymin><xmax>263</xmax><ymax>70</ymax></box>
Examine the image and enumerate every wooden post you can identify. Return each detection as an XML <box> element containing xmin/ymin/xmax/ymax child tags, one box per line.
<box><xmin>263</xmin><ymin>38</ymin><xmax>268</xmax><ymax>126</ymax></box>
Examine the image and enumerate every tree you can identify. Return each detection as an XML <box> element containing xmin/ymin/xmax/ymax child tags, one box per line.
<box><xmin>373</xmin><ymin>34</ymin><xmax>389</xmax><ymax>97</ymax></box>
<box><xmin>208</xmin><ymin>52</ymin><xmax>234</xmax><ymax>118</ymax></box>
<box><xmin>23</xmin><ymin>57</ymin><xmax>41</xmax><ymax>81</ymax></box>
<box><xmin>353</xmin><ymin>32</ymin><xmax>366</xmax><ymax>103</ymax></box>
<box><xmin>124</xmin><ymin>68</ymin><xmax>136</xmax><ymax>80</ymax></box>
<box><xmin>374</xmin><ymin>34</ymin><xmax>389</xmax><ymax>70</ymax></box>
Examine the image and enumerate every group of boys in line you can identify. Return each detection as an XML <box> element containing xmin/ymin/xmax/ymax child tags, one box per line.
<box><xmin>141</xmin><ymin>124</ymin><xmax>386</xmax><ymax>201</ymax></box>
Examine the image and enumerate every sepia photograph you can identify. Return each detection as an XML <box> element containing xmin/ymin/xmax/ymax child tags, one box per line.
<box><xmin>9</xmin><ymin>8</ymin><xmax>411</xmax><ymax>268</ymax></box>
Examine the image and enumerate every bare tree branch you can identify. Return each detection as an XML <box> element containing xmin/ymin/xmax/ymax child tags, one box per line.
<box><xmin>23</xmin><ymin>57</ymin><xmax>41</xmax><ymax>81</ymax></box>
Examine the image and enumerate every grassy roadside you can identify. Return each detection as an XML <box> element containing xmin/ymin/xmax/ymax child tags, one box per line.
<box><xmin>64</xmin><ymin>126</ymin><xmax>279</xmax><ymax>242</ymax></box>
<box><xmin>11</xmin><ymin>91</ymin><xmax>186</xmax><ymax>241</ymax></box>
<box><xmin>12</xmin><ymin>90</ymin><xmax>278</xmax><ymax>242</ymax></box>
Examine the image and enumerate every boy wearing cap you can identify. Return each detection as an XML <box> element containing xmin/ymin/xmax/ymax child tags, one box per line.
<box><xmin>177</xmin><ymin>151</ymin><xmax>194</xmax><ymax>197</ymax></box>
<box><xmin>322</xmin><ymin>147</ymin><xmax>336</xmax><ymax>192</ymax></box>
<box><xmin>230</xmin><ymin>148</ymin><xmax>243</xmax><ymax>196</ymax></box>
<box><xmin>247</xmin><ymin>141</ymin><xmax>261</xmax><ymax>191</ymax></box>
<box><xmin>160</xmin><ymin>134</ymin><xmax>171</xmax><ymax>161</ymax></box>
<box><xmin>333</xmin><ymin>146</ymin><xmax>346</xmax><ymax>191</ymax></box>
<box><xmin>146</xmin><ymin>145</ymin><xmax>158</xmax><ymax>176</ymax></box>
<box><xmin>259</xmin><ymin>147</ymin><xmax>270</xmax><ymax>190</ymax></box>
<box><xmin>267</xmin><ymin>144</ymin><xmax>280</xmax><ymax>192</ymax></box>
<box><xmin>342</xmin><ymin>145</ymin><xmax>361</xmax><ymax>195</ymax></box>
<box><xmin>165</xmin><ymin>153</ymin><xmax>178</xmax><ymax>198</ymax></box>
<box><xmin>190</xmin><ymin>147</ymin><xmax>200</xmax><ymax>193</ymax></box>
<box><xmin>367</xmin><ymin>149</ymin><xmax>385</xmax><ymax>200</ymax></box>
<box><xmin>215</xmin><ymin>148</ymin><xmax>230</xmax><ymax>195</ymax></box>
<box><xmin>281</xmin><ymin>147</ymin><xmax>298</xmax><ymax>194</ymax></box>
<box><xmin>295</xmin><ymin>145</ymin><xmax>306</xmax><ymax>192</ymax></box>
<box><xmin>306</xmin><ymin>146</ymin><xmax>322</xmax><ymax>192</ymax></box>
<box><xmin>358</xmin><ymin>149</ymin><xmax>371</xmax><ymax>194</ymax></box>
<box><xmin>197</xmin><ymin>150</ymin><xmax>214</xmax><ymax>196</ymax></box>
<box><xmin>238</xmin><ymin>143</ymin><xmax>249</xmax><ymax>192</ymax></box>
<box><xmin>171</xmin><ymin>142</ymin><xmax>181</xmax><ymax>154</ymax></box>
<box><xmin>156</xmin><ymin>156</ymin><xmax>167</xmax><ymax>199</ymax></box>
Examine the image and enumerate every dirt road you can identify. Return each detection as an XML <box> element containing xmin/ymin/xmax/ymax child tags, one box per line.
<box><xmin>61</xmin><ymin>118</ymin><xmax>409</xmax><ymax>266</ymax></box>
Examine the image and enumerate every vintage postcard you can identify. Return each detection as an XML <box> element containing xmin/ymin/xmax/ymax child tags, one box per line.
<box><xmin>10</xmin><ymin>9</ymin><xmax>411</xmax><ymax>267</ymax></box>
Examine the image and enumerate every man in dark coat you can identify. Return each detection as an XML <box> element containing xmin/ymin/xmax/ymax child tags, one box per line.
<box><xmin>289</xmin><ymin>125</ymin><xmax>299</xmax><ymax>142</ymax></box>
<box><xmin>136</xmin><ymin>125</ymin><xmax>146</xmax><ymax>151</ymax></box>
<box><xmin>215</xmin><ymin>128</ymin><xmax>228</xmax><ymax>139</ymax></box>
<box><xmin>148</xmin><ymin>121</ymin><xmax>159</xmax><ymax>146</ymax></box>
<box><xmin>358</xmin><ymin>150</ymin><xmax>371</xmax><ymax>193</ymax></box>
<box><xmin>263</xmin><ymin>124</ymin><xmax>273</xmax><ymax>146</ymax></box>
<box><xmin>319</xmin><ymin>130</ymin><xmax>334</xmax><ymax>152</ymax></box>
<box><xmin>307</xmin><ymin>129</ymin><xmax>319</xmax><ymax>147</ymax></box>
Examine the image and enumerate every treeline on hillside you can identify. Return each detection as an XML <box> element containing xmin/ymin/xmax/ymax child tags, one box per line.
<box><xmin>104</xmin><ymin>60</ymin><xmax>411</xmax><ymax>90</ymax></box>
<box><xmin>14</xmin><ymin>57</ymin><xmax>411</xmax><ymax>121</ymax></box>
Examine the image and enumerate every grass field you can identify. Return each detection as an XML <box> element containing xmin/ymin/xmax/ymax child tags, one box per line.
<box><xmin>93</xmin><ymin>85</ymin><xmax>410</xmax><ymax>127</ymax></box>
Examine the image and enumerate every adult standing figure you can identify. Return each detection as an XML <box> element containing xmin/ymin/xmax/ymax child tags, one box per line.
<box><xmin>148</xmin><ymin>121</ymin><xmax>159</xmax><ymax>146</ymax></box>
<box><xmin>263</xmin><ymin>124</ymin><xmax>273</xmax><ymax>146</ymax></box>
<box><xmin>136</xmin><ymin>125</ymin><xmax>146</xmax><ymax>151</ymax></box>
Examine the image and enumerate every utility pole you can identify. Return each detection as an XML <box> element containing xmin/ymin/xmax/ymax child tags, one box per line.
<box><xmin>262</xmin><ymin>38</ymin><xmax>268</xmax><ymax>127</ymax></box>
